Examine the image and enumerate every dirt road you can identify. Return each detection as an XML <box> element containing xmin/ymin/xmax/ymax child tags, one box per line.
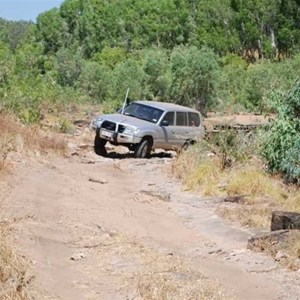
<box><xmin>2</xmin><ymin>138</ymin><xmax>300</xmax><ymax>299</ymax></box>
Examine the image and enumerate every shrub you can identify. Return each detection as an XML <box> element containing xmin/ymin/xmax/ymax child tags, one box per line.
<box><xmin>262</xmin><ymin>82</ymin><xmax>300</xmax><ymax>184</ymax></box>
<box><xmin>18</xmin><ymin>107</ymin><xmax>42</xmax><ymax>124</ymax></box>
<box><xmin>58</xmin><ymin>118</ymin><xmax>74</xmax><ymax>134</ymax></box>
<box><xmin>280</xmin><ymin>137</ymin><xmax>300</xmax><ymax>185</ymax></box>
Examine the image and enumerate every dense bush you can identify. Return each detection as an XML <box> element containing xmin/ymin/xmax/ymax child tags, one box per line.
<box><xmin>262</xmin><ymin>81</ymin><xmax>300</xmax><ymax>184</ymax></box>
<box><xmin>2</xmin><ymin>2</ymin><xmax>300</xmax><ymax>120</ymax></box>
<box><xmin>170</xmin><ymin>46</ymin><xmax>220</xmax><ymax>113</ymax></box>
<box><xmin>281</xmin><ymin>137</ymin><xmax>300</xmax><ymax>185</ymax></box>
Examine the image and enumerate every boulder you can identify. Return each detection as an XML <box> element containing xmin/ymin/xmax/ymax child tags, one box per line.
<box><xmin>247</xmin><ymin>230</ymin><xmax>289</xmax><ymax>251</ymax></box>
<box><xmin>271</xmin><ymin>211</ymin><xmax>300</xmax><ymax>231</ymax></box>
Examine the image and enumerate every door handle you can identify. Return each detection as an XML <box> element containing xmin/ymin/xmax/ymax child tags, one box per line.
<box><xmin>171</xmin><ymin>130</ymin><xmax>175</xmax><ymax>134</ymax></box>
<box><xmin>185</xmin><ymin>131</ymin><xmax>190</xmax><ymax>134</ymax></box>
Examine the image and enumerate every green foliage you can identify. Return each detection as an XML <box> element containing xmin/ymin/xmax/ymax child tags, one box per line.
<box><xmin>170</xmin><ymin>46</ymin><xmax>220</xmax><ymax>113</ymax></box>
<box><xmin>0</xmin><ymin>18</ymin><xmax>34</xmax><ymax>51</ymax></box>
<box><xmin>209</xmin><ymin>129</ymin><xmax>258</xmax><ymax>169</ymax></box>
<box><xmin>78</xmin><ymin>61</ymin><xmax>112</xmax><ymax>102</ymax></box>
<box><xmin>19</xmin><ymin>107</ymin><xmax>42</xmax><ymax>124</ymax></box>
<box><xmin>217</xmin><ymin>55</ymin><xmax>300</xmax><ymax>112</ymax></box>
<box><xmin>0</xmin><ymin>44</ymin><xmax>14</xmax><ymax>88</ymax></box>
<box><xmin>53</xmin><ymin>48</ymin><xmax>83</xmax><ymax>87</ymax></box>
<box><xmin>262</xmin><ymin>82</ymin><xmax>300</xmax><ymax>184</ymax></box>
<box><xmin>93</xmin><ymin>47</ymin><xmax>127</xmax><ymax>69</ymax></box>
<box><xmin>141</xmin><ymin>48</ymin><xmax>171</xmax><ymax>100</ymax></box>
<box><xmin>243</xmin><ymin>62</ymin><xmax>276</xmax><ymax>111</ymax></box>
<box><xmin>112</xmin><ymin>58</ymin><xmax>145</xmax><ymax>102</ymax></box>
<box><xmin>58</xmin><ymin>118</ymin><xmax>74</xmax><ymax>134</ymax></box>
<box><xmin>36</xmin><ymin>8</ymin><xmax>69</xmax><ymax>53</ymax></box>
<box><xmin>15</xmin><ymin>43</ymin><xmax>43</xmax><ymax>76</ymax></box>
<box><xmin>191</xmin><ymin>0</ymin><xmax>239</xmax><ymax>54</ymax></box>
<box><xmin>2</xmin><ymin>0</ymin><xmax>300</xmax><ymax>122</ymax></box>
<box><xmin>218</xmin><ymin>54</ymin><xmax>248</xmax><ymax>110</ymax></box>
<box><xmin>281</xmin><ymin>137</ymin><xmax>300</xmax><ymax>185</ymax></box>
<box><xmin>33</xmin><ymin>0</ymin><xmax>300</xmax><ymax>59</ymax></box>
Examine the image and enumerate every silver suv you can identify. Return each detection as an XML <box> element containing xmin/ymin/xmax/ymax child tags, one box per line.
<box><xmin>91</xmin><ymin>101</ymin><xmax>205</xmax><ymax>158</ymax></box>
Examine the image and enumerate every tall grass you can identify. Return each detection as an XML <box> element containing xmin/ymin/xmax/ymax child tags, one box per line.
<box><xmin>0</xmin><ymin>223</ymin><xmax>33</xmax><ymax>299</ymax></box>
<box><xmin>173</xmin><ymin>134</ymin><xmax>300</xmax><ymax>229</ymax></box>
<box><xmin>0</xmin><ymin>112</ymin><xmax>67</xmax><ymax>166</ymax></box>
<box><xmin>0</xmin><ymin>112</ymin><xmax>67</xmax><ymax>299</ymax></box>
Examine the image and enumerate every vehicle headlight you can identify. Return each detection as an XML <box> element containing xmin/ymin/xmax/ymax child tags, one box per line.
<box><xmin>92</xmin><ymin>116</ymin><xmax>104</xmax><ymax>128</ymax></box>
<box><xmin>123</xmin><ymin>126</ymin><xmax>139</xmax><ymax>135</ymax></box>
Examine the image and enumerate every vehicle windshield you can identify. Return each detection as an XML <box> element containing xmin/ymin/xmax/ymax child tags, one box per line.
<box><xmin>122</xmin><ymin>103</ymin><xmax>164</xmax><ymax>124</ymax></box>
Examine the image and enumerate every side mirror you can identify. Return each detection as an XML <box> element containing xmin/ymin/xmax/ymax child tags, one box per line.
<box><xmin>161</xmin><ymin>120</ymin><xmax>169</xmax><ymax>127</ymax></box>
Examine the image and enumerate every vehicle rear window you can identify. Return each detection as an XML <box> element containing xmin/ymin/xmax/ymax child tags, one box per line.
<box><xmin>188</xmin><ymin>112</ymin><xmax>200</xmax><ymax>127</ymax></box>
<box><xmin>162</xmin><ymin>112</ymin><xmax>175</xmax><ymax>125</ymax></box>
<box><xmin>176</xmin><ymin>112</ymin><xmax>187</xmax><ymax>126</ymax></box>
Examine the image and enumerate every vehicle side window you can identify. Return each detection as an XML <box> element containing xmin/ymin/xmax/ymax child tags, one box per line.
<box><xmin>188</xmin><ymin>112</ymin><xmax>200</xmax><ymax>127</ymax></box>
<box><xmin>176</xmin><ymin>112</ymin><xmax>187</xmax><ymax>126</ymax></box>
<box><xmin>162</xmin><ymin>112</ymin><xmax>175</xmax><ymax>125</ymax></box>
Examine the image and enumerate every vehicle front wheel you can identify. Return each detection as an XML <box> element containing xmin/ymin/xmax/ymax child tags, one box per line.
<box><xmin>134</xmin><ymin>139</ymin><xmax>151</xmax><ymax>159</ymax></box>
<box><xmin>94</xmin><ymin>133</ymin><xmax>107</xmax><ymax>156</ymax></box>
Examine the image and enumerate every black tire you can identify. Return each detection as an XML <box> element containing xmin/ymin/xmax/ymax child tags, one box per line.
<box><xmin>134</xmin><ymin>139</ymin><xmax>151</xmax><ymax>158</ymax></box>
<box><xmin>94</xmin><ymin>133</ymin><xmax>107</xmax><ymax>156</ymax></box>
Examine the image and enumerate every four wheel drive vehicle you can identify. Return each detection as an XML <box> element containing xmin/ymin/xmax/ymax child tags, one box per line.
<box><xmin>91</xmin><ymin>100</ymin><xmax>205</xmax><ymax>158</ymax></box>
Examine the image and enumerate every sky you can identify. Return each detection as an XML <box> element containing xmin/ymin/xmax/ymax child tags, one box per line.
<box><xmin>0</xmin><ymin>0</ymin><xmax>63</xmax><ymax>22</ymax></box>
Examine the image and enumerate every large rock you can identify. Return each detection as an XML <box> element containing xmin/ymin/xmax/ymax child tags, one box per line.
<box><xmin>248</xmin><ymin>230</ymin><xmax>290</xmax><ymax>251</ymax></box>
<box><xmin>271</xmin><ymin>211</ymin><xmax>300</xmax><ymax>231</ymax></box>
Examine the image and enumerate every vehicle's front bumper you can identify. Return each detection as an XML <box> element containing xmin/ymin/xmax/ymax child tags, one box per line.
<box><xmin>97</xmin><ymin>128</ymin><xmax>142</xmax><ymax>144</ymax></box>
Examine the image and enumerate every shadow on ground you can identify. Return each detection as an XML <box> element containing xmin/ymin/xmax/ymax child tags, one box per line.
<box><xmin>98</xmin><ymin>150</ymin><xmax>174</xmax><ymax>160</ymax></box>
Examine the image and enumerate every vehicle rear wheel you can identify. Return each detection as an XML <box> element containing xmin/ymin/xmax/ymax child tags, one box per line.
<box><xmin>94</xmin><ymin>133</ymin><xmax>107</xmax><ymax>156</ymax></box>
<box><xmin>134</xmin><ymin>139</ymin><xmax>151</xmax><ymax>158</ymax></box>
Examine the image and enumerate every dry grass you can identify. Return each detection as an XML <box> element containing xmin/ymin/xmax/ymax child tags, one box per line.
<box><xmin>0</xmin><ymin>112</ymin><xmax>67</xmax><ymax>299</ymax></box>
<box><xmin>76</xmin><ymin>227</ymin><xmax>228</xmax><ymax>300</ymax></box>
<box><xmin>0</xmin><ymin>113</ymin><xmax>67</xmax><ymax>169</ymax></box>
<box><xmin>249</xmin><ymin>230</ymin><xmax>300</xmax><ymax>270</ymax></box>
<box><xmin>0</xmin><ymin>115</ymin><xmax>17</xmax><ymax>173</ymax></box>
<box><xmin>134</xmin><ymin>245</ymin><xmax>226</xmax><ymax>300</ymax></box>
<box><xmin>20</xmin><ymin>127</ymin><xmax>67</xmax><ymax>156</ymax></box>
<box><xmin>172</xmin><ymin>143</ymin><xmax>223</xmax><ymax>197</ymax></box>
<box><xmin>137</xmin><ymin>271</ymin><xmax>226</xmax><ymax>300</ymax></box>
<box><xmin>218</xmin><ymin>206</ymin><xmax>272</xmax><ymax>228</ymax></box>
<box><xmin>173</xmin><ymin>143</ymin><xmax>300</xmax><ymax>229</ymax></box>
<box><xmin>227</xmin><ymin>169</ymin><xmax>275</xmax><ymax>197</ymax></box>
<box><xmin>174</xmin><ymin>143</ymin><xmax>300</xmax><ymax>270</ymax></box>
<box><xmin>0</xmin><ymin>223</ymin><xmax>33</xmax><ymax>299</ymax></box>
<box><xmin>185</xmin><ymin>161</ymin><xmax>223</xmax><ymax>196</ymax></box>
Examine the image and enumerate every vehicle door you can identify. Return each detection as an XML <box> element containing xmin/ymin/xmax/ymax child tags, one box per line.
<box><xmin>157</xmin><ymin>111</ymin><xmax>176</xmax><ymax>149</ymax></box>
<box><xmin>174</xmin><ymin>111</ymin><xmax>189</xmax><ymax>146</ymax></box>
<box><xmin>187</xmin><ymin>112</ymin><xmax>202</xmax><ymax>140</ymax></box>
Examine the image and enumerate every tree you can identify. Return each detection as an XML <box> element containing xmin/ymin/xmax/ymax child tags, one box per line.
<box><xmin>112</xmin><ymin>58</ymin><xmax>145</xmax><ymax>102</ymax></box>
<box><xmin>141</xmin><ymin>48</ymin><xmax>171</xmax><ymax>100</ymax></box>
<box><xmin>170</xmin><ymin>46</ymin><xmax>220</xmax><ymax>113</ymax></box>
<box><xmin>53</xmin><ymin>48</ymin><xmax>83</xmax><ymax>87</ymax></box>
<box><xmin>15</xmin><ymin>43</ymin><xmax>43</xmax><ymax>76</ymax></box>
<box><xmin>78</xmin><ymin>61</ymin><xmax>112</xmax><ymax>102</ymax></box>
<box><xmin>191</xmin><ymin>0</ymin><xmax>240</xmax><ymax>55</ymax></box>
<box><xmin>36</xmin><ymin>8</ymin><xmax>69</xmax><ymax>53</ymax></box>
<box><xmin>0</xmin><ymin>44</ymin><xmax>14</xmax><ymax>89</ymax></box>
<box><xmin>93</xmin><ymin>47</ymin><xmax>127</xmax><ymax>69</ymax></box>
